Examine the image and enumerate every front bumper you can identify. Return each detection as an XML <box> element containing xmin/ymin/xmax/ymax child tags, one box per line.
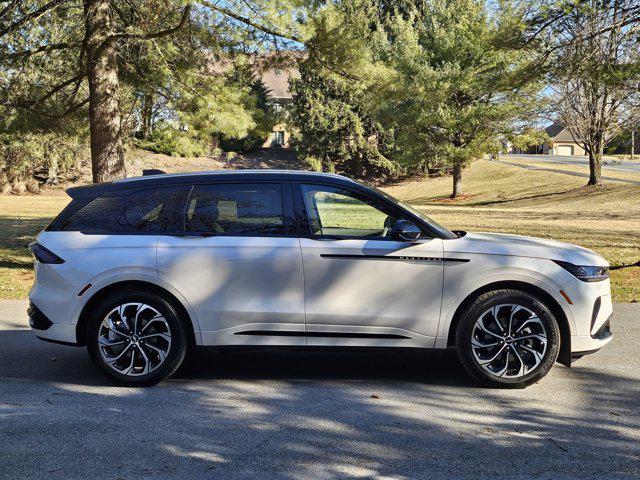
<box><xmin>571</xmin><ymin>314</ymin><xmax>612</xmax><ymax>357</ymax></box>
<box><xmin>568</xmin><ymin>289</ymin><xmax>613</xmax><ymax>359</ymax></box>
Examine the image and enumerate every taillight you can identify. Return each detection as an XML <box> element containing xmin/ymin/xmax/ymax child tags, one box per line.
<box><xmin>29</xmin><ymin>242</ymin><xmax>65</xmax><ymax>264</ymax></box>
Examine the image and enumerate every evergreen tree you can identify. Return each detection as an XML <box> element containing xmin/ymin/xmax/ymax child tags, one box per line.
<box><xmin>368</xmin><ymin>0</ymin><xmax>544</xmax><ymax>197</ymax></box>
<box><xmin>289</xmin><ymin>56</ymin><xmax>396</xmax><ymax>179</ymax></box>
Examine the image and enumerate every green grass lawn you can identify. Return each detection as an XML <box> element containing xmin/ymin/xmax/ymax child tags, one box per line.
<box><xmin>1</xmin><ymin>158</ymin><xmax>638</xmax><ymax>301</ymax></box>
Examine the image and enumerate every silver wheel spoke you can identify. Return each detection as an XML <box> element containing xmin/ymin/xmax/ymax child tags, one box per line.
<box><xmin>99</xmin><ymin>336</ymin><xmax>127</xmax><ymax>347</ymax></box>
<box><xmin>133</xmin><ymin>304</ymin><xmax>143</xmax><ymax>335</ymax></box>
<box><xmin>123</xmin><ymin>348</ymin><xmax>137</xmax><ymax>375</ymax></box>
<box><xmin>140</xmin><ymin>332</ymin><xmax>171</xmax><ymax>342</ymax></box>
<box><xmin>136</xmin><ymin>346</ymin><xmax>150</xmax><ymax>375</ymax></box>
<box><xmin>140</xmin><ymin>315</ymin><xmax>166</xmax><ymax>334</ymax></box>
<box><xmin>520</xmin><ymin>343</ymin><xmax>544</xmax><ymax>363</ymax></box>
<box><xmin>477</xmin><ymin>344</ymin><xmax>507</xmax><ymax>365</ymax></box>
<box><xmin>118</xmin><ymin>305</ymin><xmax>131</xmax><ymax>333</ymax></box>
<box><xmin>508</xmin><ymin>346</ymin><xmax>526</xmax><ymax>377</ymax></box>
<box><xmin>508</xmin><ymin>305</ymin><xmax>525</xmax><ymax>335</ymax></box>
<box><xmin>476</xmin><ymin>315</ymin><xmax>504</xmax><ymax>340</ymax></box>
<box><xmin>495</xmin><ymin>355</ymin><xmax>511</xmax><ymax>377</ymax></box>
<box><xmin>514</xmin><ymin>316</ymin><xmax>543</xmax><ymax>333</ymax></box>
<box><xmin>105</xmin><ymin>343</ymin><xmax>132</xmax><ymax>364</ymax></box>
<box><xmin>143</xmin><ymin>342</ymin><xmax>167</xmax><ymax>364</ymax></box>
<box><xmin>102</xmin><ymin>318</ymin><xmax>129</xmax><ymax>338</ymax></box>
<box><xmin>491</xmin><ymin>307</ymin><xmax>506</xmax><ymax>334</ymax></box>
<box><xmin>471</xmin><ymin>338</ymin><xmax>501</xmax><ymax>349</ymax></box>
<box><xmin>516</xmin><ymin>334</ymin><xmax>547</xmax><ymax>345</ymax></box>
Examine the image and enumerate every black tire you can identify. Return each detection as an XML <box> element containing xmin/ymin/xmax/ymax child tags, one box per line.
<box><xmin>455</xmin><ymin>289</ymin><xmax>560</xmax><ymax>388</ymax></box>
<box><xmin>86</xmin><ymin>289</ymin><xmax>188</xmax><ymax>387</ymax></box>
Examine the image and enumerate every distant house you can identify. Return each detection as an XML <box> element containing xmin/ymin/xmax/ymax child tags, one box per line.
<box><xmin>205</xmin><ymin>52</ymin><xmax>301</xmax><ymax>149</ymax></box>
<box><xmin>512</xmin><ymin>123</ymin><xmax>586</xmax><ymax>156</ymax></box>
<box><xmin>257</xmin><ymin>58</ymin><xmax>300</xmax><ymax>148</ymax></box>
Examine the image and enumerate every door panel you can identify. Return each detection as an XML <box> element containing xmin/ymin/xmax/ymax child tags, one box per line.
<box><xmin>157</xmin><ymin>236</ymin><xmax>305</xmax><ymax>345</ymax></box>
<box><xmin>301</xmin><ymin>238</ymin><xmax>444</xmax><ymax>346</ymax></box>
<box><xmin>157</xmin><ymin>181</ymin><xmax>305</xmax><ymax>346</ymax></box>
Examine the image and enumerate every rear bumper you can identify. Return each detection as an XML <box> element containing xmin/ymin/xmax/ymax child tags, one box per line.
<box><xmin>28</xmin><ymin>301</ymin><xmax>78</xmax><ymax>345</ymax></box>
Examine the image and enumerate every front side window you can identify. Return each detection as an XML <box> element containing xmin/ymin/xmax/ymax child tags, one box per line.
<box><xmin>185</xmin><ymin>183</ymin><xmax>285</xmax><ymax>235</ymax></box>
<box><xmin>61</xmin><ymin>187</ymin><xmax>182</xmax><ymax>234</ymax></box>
<box><xmin>301</xmin><ymin>184</ymin><xmax>399</xmax><ymax>239</ymax></box>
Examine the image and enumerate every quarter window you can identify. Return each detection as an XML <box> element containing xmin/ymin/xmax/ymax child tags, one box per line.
<box><xmin>60</xmin><ymin>187</ymin><xmax>182</xmax><ymax>234</ymax></box>
<box><xmin>301</xmin><ymin>185</ymin><xmax>399</xmax><ymax>238</ymax></box>
<box><xmin>185</xmin><ymin>183</ymin><xmax>285</xmax><ymax>235</ymax></box>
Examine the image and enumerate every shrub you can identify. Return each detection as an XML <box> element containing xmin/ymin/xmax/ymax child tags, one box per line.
<box><xmin>136</xmin><ymin>127</ymin><xmax>210</xmax><ymax>157</ymax></box>
<box><xmin>0</xmin><ymin>132</ymin><xmax>87</xmax><ymax>193</ymax></box>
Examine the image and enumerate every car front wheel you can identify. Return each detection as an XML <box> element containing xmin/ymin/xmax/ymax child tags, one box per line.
<box><xmin>455</xmin><ymin>289</ymin><xmax>560</xmax><ymax>388</ymax></box>
<box><xmin>87</xmin><ymin>290</ymin><xmax>188</xmax><ymax>386</ymax></box>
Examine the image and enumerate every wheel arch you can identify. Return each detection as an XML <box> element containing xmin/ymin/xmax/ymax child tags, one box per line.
<box><xmin>75</xmin><ymin>280</ymin><xmax>198</xmax><ymax>349</ymax></box>
<box><xmin>446</xmin><ymin>280</ymin><xmax>572</xmax><ymax>367</ymax></box>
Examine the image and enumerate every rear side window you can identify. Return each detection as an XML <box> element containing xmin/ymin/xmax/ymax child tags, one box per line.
<box><xmin>185</xmin><ymin>183</ymin><xmax>285</xmax><ymax>235</ymax></box>
<box><xmin>60</xmin><ymin>187</ymin><xmax>183</xmax><ymax>234</ymax></box>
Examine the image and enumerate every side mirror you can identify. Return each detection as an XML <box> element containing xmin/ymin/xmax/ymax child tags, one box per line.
<box><xmin>390</xmin><ymin>219</ymin><xmax>421</xmax><ymax>241</ymax></box>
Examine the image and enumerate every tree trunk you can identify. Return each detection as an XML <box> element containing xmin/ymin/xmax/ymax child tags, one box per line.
<box><xmin>587</xmin><ymin>149</ymin><xmax>602</xmax><ymax>185</ymax></box>
<box><xmin>451</xmin><ymin>162</ymin><xmax>463</xmax><ymax>198</ymax></box>
<box><xmin>84</xmin><ymin>0</ymin><xmax>125</xmax><ymax>183</ymax></box>
<box><xmin>141</xmin><ymin>93</ymin><xmax>154</xmax><ymax>138</ymax></box>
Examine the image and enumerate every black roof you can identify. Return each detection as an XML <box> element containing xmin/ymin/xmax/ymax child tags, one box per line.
<box><xmin>544</xmin><ymin>122</ymin><xmax>565</xmax><ymax>138</ymax></box>
<box><xmin>67</xmin><ymin>170</ymin><xmax>360</xmax><ymax>199</ymax></box>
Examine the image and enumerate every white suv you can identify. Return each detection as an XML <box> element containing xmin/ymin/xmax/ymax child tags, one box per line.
<box><xmin>28</xmin><ymin>170</ymin><xmax>612</xmax><ymax>387</ymax></box>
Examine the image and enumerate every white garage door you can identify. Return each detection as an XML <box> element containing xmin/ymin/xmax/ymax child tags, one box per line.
<box><xmin>557</xmin><ymin>145</ymin><xmax>574</xmax><ymax>156</ymax></box>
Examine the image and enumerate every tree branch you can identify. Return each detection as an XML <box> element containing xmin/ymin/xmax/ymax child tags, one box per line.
<box><xmin>28</xmin><ymin>72</ymin><xmax>84</xmax><ymax>106</ymax></box>
<box><xmin>104</xmin><ymin>4</ymin><xmax>191</xmax><ymax>44</ymax></box>
<box><xmin>199</xmin><ymin>0</ymin><xmax>304</xmax><ymax>43</ymax></box>
<box><xmin>0</xmin><ymin>41</ymin><xmax>80</xmax><ymax>60</ymax></box>
<box><xmin>0</xmin><ymin>0</ymin><xmax>69</xmax><ymax>37</ymax></box>
<box><xmin>62</xmin><ymin>96</ymin><xmax>89</xmax><ymax>116</ymax></box>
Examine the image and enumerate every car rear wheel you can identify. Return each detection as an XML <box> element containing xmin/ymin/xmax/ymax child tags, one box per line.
<box><xmin>455</xmin><ymin>289</ymin><xmax>560</xmax><ymax>388</ymax></box>
<box><xmin>87</xmin><ymin>290</ymin><xmax>188</xmax><ymax>386</ymax></box>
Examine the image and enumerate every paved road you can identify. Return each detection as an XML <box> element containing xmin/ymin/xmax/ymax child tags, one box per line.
<box><xmin>1</xmin><ymin>300</ymin><xmax>639</xmax><ymax>479</ymax></box>
<box><xmin>504</xmin><ymin>154</ymin><xmax>640</xmax><ymax>174</ymax></box>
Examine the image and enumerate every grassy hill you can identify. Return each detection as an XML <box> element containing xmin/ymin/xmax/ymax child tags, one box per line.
<box><xmin>0</xmin><ymin>156</ymin><xmax>638</xmax><ymax>301</ymax></box>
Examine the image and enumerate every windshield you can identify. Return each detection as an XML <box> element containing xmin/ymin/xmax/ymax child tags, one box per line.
<box><xmin>371</xmin><ymin>186</ymin><xmax>459</xmax><ymax>239</ymax></box>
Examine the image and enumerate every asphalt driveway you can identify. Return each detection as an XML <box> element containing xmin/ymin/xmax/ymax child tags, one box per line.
<box><xmin>504</xmin><ymin>154</ymin><xmax>640</xmax><ymax>174</ymax></box>
<box><xmin>0</xmin><ymin>300</ymin><xmax>639</xmax><ymax>479</ymax></box>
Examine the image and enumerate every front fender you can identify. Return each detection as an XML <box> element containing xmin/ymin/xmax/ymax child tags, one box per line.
<box><xmin>435</xmin><ymin>260</ymin><xmax>575</xmax><ymax>348</ymax></box>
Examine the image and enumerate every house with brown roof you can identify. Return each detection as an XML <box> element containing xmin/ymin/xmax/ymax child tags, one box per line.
<box><xmin>512</xmin><ymin>123</ymin><xmax>586</xmax><ymax>156</ymax></box>
<box><xmin>205</xmin><ymin>52</ymin><xmax>301</xmax><ymax>149</ymax></box>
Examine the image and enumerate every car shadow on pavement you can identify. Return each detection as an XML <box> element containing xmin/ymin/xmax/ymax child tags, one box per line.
<box><xmin>1</xmin><ymin>327</ymin><xmax>639</xmax><ymax>478</ymax></box>
<box><xmin>179</xmin><ymin>347</ymin><xmax>476</xmax><ymax>386</ymax></box>
<box><xmin>0</xmin><ymin>328</ymin><xmax>474</xmax><ymax>387</ymax></box>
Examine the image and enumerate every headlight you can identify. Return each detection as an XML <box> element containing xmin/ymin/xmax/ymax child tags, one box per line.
<box><xmin>553</xmin><ymin>260</ymin><xmax>609</xmax><ymax>282</ymax></box>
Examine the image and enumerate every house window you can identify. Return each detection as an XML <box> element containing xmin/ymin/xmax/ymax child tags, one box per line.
<box><xmin>270</xmin><ymin>131</ymin><xmax>285</xmax><ymax>147</ymax></box>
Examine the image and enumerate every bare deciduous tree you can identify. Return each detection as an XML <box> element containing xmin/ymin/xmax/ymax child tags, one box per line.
<box><xmin>550</xmin><ymin>0</ymin><xmax>640</xmax><ymax>185</ymax></box>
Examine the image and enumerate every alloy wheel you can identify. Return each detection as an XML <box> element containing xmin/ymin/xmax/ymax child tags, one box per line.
<box><xmin>470</xmin><ymin>304</ymin><xmax>548</xmax><ymax>379</ymax></box>
<box><xmin>98</xmin><ymin>302</ymin><xmax>172</xmax><ymax>376</ymax></box>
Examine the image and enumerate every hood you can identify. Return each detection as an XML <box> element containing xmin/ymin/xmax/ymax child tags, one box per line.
<box><xmin>444</xmin><ymin>232</ymin><xmax>608</xmax><ymax>266</ymax></box>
